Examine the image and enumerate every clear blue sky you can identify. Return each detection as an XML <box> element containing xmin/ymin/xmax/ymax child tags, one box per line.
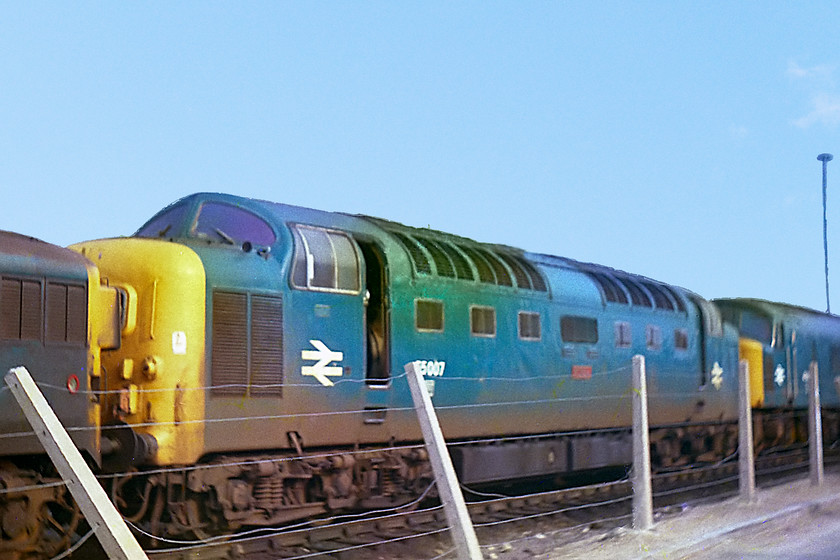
<box><xmin>2</xmin><ymin>3</ymin><xmax>839</xmax><ymax>311</ymax></box>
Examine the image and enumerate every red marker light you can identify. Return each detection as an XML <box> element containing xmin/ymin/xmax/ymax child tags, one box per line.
<box><xmin>67</xmin><ymin>375</ymin><xmax>80</xmax><ymax>394</ymax></box>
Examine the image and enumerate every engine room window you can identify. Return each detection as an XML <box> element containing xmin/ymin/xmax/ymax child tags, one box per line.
<box><xmin>560</xmin><ymin>315</ymin><xmax>598</xmax><ymax>344</ymax></box>
<box><xmin>470</xmin><ymin>305</ymin><xmax>496</xmax><ymax>337</ymax></box>
<box><xmin>518</xmin><ymin>311</ymin><xmax>541</xmax><ymax>341</ymax></box>
<box><xmin>291</xmin><ymin>225</ymin><xmax>361</xmax><ymax>294</ymax></box>
<box><xmin>674</xmin><ymin>328</ymin><xmax>689</xmax><ymax>350</ymax></box>
<box><xmin>614</xmin><ymin>321</ymin><xmax>632</xmax><ymax>348</ymax></box>
<box><xmin>192</xmin><ymin>202</ymin><xmax>276</xmax><ymax>247</ymax></box>
<box><xmin>416</xmin><ymin>299</ymin><xmax>444</xmax><ymax>332</ymax></box>
<box><xmin>645</xmin><ymin>325</ymin><xmax>662</xmax><ymax>350</ymax></box>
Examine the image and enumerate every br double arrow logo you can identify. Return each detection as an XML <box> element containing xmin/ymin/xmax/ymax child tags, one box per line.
<box><xmin>301</xmin><ymin>340</ymin><xmax>344</xmax><ymax>387</ymax></box>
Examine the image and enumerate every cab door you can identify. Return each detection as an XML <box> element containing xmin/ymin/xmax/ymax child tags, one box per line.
<box><xmin>287</xmin><ymin>224</ymin><xmax>367</xmax><ymax>442</ymax></box>
<box><xmin>355</xmin><ymin>238</ymin><xmax>391</xmax><ymax>426</ymax></box>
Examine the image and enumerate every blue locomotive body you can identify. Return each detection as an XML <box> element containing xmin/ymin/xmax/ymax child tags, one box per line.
<box><xmin>121</xmin><ymin>193</ymin><xmax>741</xmax><ymax>479</ymax></box>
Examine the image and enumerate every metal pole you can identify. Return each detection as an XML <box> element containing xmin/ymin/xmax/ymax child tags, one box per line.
<box><xmin>737</xmin><ymin>360</ymin><xmax>755</xmax><ymax>502</ymax></box>
<box><xmin>818</xmin><ymin>153</ymin><xmax>833</xmax><ymax>313</ymax></box>
<box><xmin>632</xmin><ymin>355</ymin><xmax>653</xmax><ymax>531</ymax></box>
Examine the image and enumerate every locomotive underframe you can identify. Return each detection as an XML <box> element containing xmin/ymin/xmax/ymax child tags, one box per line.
<box><xmin>103</xmin><ymin>417</ymin><xmax>775</xmax><ymax>542</ymax></box>
<box><xmin>107</xmin><ymin>444</ymin><xmax>434</xmax><ymax>546</ymax></box>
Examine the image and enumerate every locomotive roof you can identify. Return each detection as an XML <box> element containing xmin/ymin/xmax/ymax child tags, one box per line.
<box><xmin>714</xmin><ymin>297</ymin><xmax>839</xmax><ymax>320</ymax></box>
<box><xmin>138</xmin><ymin>193</ymin><xmax>698</xmax><ymax>309</ymax></box>
<box><xmin>0</xmin><ymin>230</ymin><xmax>92</xmax><ymax>278</ymax></box>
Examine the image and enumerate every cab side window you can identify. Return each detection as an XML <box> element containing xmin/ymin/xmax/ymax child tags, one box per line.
<box><xmin>291</xmin><ymin>225</ymin><xmax>361</xmax><ymax>294</ymax></box>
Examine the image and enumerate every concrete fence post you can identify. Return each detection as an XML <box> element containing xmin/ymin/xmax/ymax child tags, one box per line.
<box><xmin>5</xmin><ymin>367</ymin><xmax>148</xmax><ymax>560</ymax></box>
<box><xmin>737</xmin><ymin>359</ymin><xmax>755</xmax><ymax>502</ymax></box>
<box><xmin>632</xmin><ymin>355</ymin><xmax>653</xmax><ymax>531</ymax></box>
<box><xmin>808</xmin><ymin>361</ymin><xmax>824</xmax><ymax>486</ymax></box>
<box><xmin>405</xmin><ymin>361</ymin><xmax>482</xmax><ymax>560</ymax></box>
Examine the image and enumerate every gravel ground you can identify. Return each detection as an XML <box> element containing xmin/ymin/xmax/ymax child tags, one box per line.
<box><xmin>356</xmin><ymin>472</ymin><xmax>840</xmax><ymax>559</ymax></box>
<box><xmin>519</xmin><ymin>472</ymin><xmax>840</xmax><ymax>560</ymax></box>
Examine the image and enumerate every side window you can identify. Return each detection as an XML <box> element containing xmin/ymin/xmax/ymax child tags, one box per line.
<box><xmin>470</xmin><ymin>305</ymin><xmax>496</xmax><ymax>337</ymax></box>
<box><xmin>645</xmin><ymin>325</ymin><xmax>662</xmax><ymax>351</ymax></box>
<box><xmin>772</xmin><ymin>322</ymin><xmax>785</xmax><ymax>349</ymax></box>
<box><xmin>518</xmin><ymin>311</ymin><xmax>541</xmax><ymax>341</ymax></box>
<box><xmin>615</xmin><ymin>321</ymin><xmax>632</xmax><ymax>348</ymax></box>
<box><xmin>560</xmin><ymin>316</ymin><xmax>598</xmax><ymax>344</ymax></box>
<box><xmin>291</xmin><ymin>225</ymin><xmax>361</xmax><ymax>294</ymax></box>
<box><xmin>416</xmin><ymin>299</ymin><xmax>444</xmax><ymax>332</ymax></box>
<box><xmin>674</xmin><ymin>328</ymin><xmax>689</xmax><ymax>350</ymax></box>
<box><xmin>192</xmin><ymin>202</ymin><xmax>276</xmax><ymax>247</ymax></box>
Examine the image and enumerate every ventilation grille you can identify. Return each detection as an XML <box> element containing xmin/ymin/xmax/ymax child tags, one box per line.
<box><xmin>1</xmin><ymin>277</ymin><xmax>87</xmax><ymax>344</ymax></box>
<box><xmin>250</xmin><ymin>295</ymin><xmax>284</xmax><ymax>396</ymax></box>
<box><xmin>211</xmin><ymin>291</ymin><xmax>283</xmax><ymax>397</ymax></box>
<box><xmin>211</xmin><ymin>292</ymin><xmax>249</xmax><ymax>394</ymax></box>
<box><xmin>584</xmin><ymin>270</ymin><xmax>686</xmax><ymax>313</ymax></box>
<box><xmin>385</xmin><ymin>228</ymin><xmax>547</xmax><ymax>293</ymax></box>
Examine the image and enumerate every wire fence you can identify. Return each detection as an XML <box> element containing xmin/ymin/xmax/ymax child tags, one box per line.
<box><xmin>0</xmin><ymin>357</ymin><xmax>826</xmax><ymax>560</ymax></box>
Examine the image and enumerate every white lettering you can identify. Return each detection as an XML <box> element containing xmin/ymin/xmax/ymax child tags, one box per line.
<box><xmin>413</xmin><ymin>360</ymin><xmax>446</xmax><ymax>377</ymax></box>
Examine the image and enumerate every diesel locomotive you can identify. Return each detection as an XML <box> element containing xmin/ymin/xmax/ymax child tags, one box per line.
<box><xmin>66</xmin><ymin>192</ymin><xmax>745</xmax><ymax>536</ymax></box>
<box><xmin>1</xmin><ymin>192</ymin><xmax>839</xmax><ymax>555</ymax></box>
<box><xmin>0</xmin><ymin>231</ymin><xmax>122</xmax><ymax>558</ymax></box>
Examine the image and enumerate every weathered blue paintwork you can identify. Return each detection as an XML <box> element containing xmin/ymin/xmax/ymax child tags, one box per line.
<box><xmin>131</xmin><ymin>192</ymin><xmax>741</xmax><ymax>457</ymax></box>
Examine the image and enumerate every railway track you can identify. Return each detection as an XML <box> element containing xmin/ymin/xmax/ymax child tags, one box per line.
<box><xmin>135</xmin><ymin>447</ymin><xmax>833</xmax><ymax>560</ymax></box>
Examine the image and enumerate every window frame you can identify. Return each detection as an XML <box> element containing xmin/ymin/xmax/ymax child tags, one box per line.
<box><xmin>135</xmin><ymin>201</ymin><xmax>191</xmax><ymax>239</ymax></box>
<box><xmin>191</xmin><ymin>202</ymin><xmax>277</xmax><ymax>247</ymax></box>
<box><xmin>614</xmin><ymin>321</ymin><xmax>632</xmax><ymax>348</ymax></box>
<box><xmin>560</xmin><ymin>315</ymin><xmax>599</xmax><ymax>344</ymax></box>
<box><xmin>645</xmin><ymin>324</ymin><xmax>662</xmax><ymax>351</ymax></box>
<box><xmin>470</xmin><ymin>305</ymin><xmax>497</xmax><ymax>338</ymax></box>
<box><xmin>674</xmin><ymin>328</ymin><xmax>689</xmax><ymax>351</ymax></box>
<box><xmin>518</xmin><ymin>311</ymin><xmax>542</xmax><ymax>341</ymax></box>
<box><xmin>415</xmin><ymin>299</ymin><xmax>444</xmax><ymax>333</ymax></box>
<box><xmin>291</xmin><ymin>224</ymin><xmax>362</xmax><ymax>295</ymax></box>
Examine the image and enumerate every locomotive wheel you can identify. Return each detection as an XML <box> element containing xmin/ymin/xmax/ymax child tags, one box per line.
<box><xmin>36</xmin><ymin>492</ymin><xmax>82</xmax><ymax>558</ymax></box>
